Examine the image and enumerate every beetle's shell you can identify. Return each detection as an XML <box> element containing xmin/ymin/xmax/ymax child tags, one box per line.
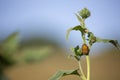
<box><xmin>82</xmin><ymin>44</ymin><xmax>89</xmax><ymax>55</ymax></box>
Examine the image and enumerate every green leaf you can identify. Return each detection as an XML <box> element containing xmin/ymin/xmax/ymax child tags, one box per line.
<box><xmin>66</xmin><ymin>27</ymin><xmax>73</xmax><ymax>41</ymax></box>
<box><xmin>14</xmin><ymin>46</ymin><xmax>53</xmax><ymax>64</ymax></box>
<box><xmin>96</xmin><ymin>37</ymin><xmax>120</xmax><ymax>49</ymax></box>
<box><xmin>72</xmin><ymin>25</ymin><xmax>84</xmax><ymax>31</ymax></box>
<box><xmin>49</xmin><ymin>69</ymin><xmax>80</xmax><ymax>80</ymax></box>
<box><xmin>74</xmin><ymin>45</ymin><xmax>82</xmax><ymax>57</ymax></box>
<box><xmin>70</xmin><ymin>46</ymin><xmax>82</xmax><ymax>61</ymax></box>
<box><xmin>23</xmin><ymin>47</ymin><xmax>52</xmax><ymax>63</ymax></box>
<box><xmin>73</xmin><ymin>45</ymin><xmax>83</xmax><ymax>61</ymax></box>
<box><xmin>87</xmin><ymin>32</ymin><xmax>96</xmax><ymax>46</ymax></box>
<box><xmin>1</xmin><ymin>32</ymin><xmax>19</xmax><ymax>54</ymax></box>
<box><xmin>66</xmin><ymin>25</ymin><xmax>85</xmax><ymax>41</ymax></box>
<box><xmin>87</xmin><ymin>32</ymin><xmax>120</xmax><ymax>49</ymax></box>
<box><xmin>109</xmin><ymin>40</ymin><xmax>120</xmax><ymax>49</ymax></box>
<box><xmin>0</xmin><ymin>32</ymin><xmax>19</xmax><ymax>66</ymax></box>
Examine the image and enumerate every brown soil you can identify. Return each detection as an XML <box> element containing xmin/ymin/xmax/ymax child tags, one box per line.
<box><xmin>5</xmin><ymin>49</ymin><xmax>120</xmax><ymax>80</ymax></box>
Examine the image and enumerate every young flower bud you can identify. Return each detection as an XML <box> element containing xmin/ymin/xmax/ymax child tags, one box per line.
<box><xmin>82</xmin><ymin>44</ymin><xmax>89</xmax><ymax>55</ymax></box>
<box><xmin>79</xmin><ymin>8</ymin><xmax>91</xmax><ymax>19</ymax></box>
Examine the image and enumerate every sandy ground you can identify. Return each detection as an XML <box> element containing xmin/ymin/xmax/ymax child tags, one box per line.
<box><xmin>4</xmin><ymin>49</ymin><xmax>120</xmax><ymax>80</ymax></box>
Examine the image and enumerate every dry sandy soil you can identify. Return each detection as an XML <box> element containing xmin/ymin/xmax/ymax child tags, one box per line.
<box><xmin>5</xmin><ymin>49</ymin><xmax>120</xmax><ymax>80</ymax></box>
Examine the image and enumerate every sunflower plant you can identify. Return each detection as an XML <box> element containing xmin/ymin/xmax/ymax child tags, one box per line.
<box><xmin>49</xmin><ymin>8</ymin><xmax>120</xmax><ymax>80</ymax></box>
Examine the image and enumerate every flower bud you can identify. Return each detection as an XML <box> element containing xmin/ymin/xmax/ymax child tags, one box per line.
<box><xmin>79</xmin><ymin>8</ymin><xmax>91</xmax><ymax>19</ymax></box>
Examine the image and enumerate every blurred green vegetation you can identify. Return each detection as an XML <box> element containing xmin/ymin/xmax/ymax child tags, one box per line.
<box><xmin>0</xmin><ymin>32</ymin><xmax>60</xmax><ymax>80</ymax></box>
<box><xmin>0</xmin><ymin>32</ymin><xmax>120</xmax><ymax>80</ymax></box>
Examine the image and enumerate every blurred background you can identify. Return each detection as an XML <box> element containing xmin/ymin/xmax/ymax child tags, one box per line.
<box><xmin>0</xmin><ymin>0</ymin><xmax>120</xmax><ymax>80</ymax></box>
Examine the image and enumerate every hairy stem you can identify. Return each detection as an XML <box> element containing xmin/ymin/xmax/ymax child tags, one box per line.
<box><xmin>78</xmin><ymin>61</ymin><xmax>87</xmax><ymax>80</ymax></box>
<box><xmin>86</xmin><ymin>55</ymin><xmax>90</xmax><ymax>80</ymax></box>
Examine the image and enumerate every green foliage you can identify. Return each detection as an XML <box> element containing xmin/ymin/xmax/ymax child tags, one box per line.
<box><xmin>74</xmin><ymin>45</ymin><xmax>82</xmax><ymax>56</ymax></box>
<box><xmin>87</xmin><ymin>32</ymin><xmax>96</xmax><ymax>46</ymax></box>
<box><xmin>66</xmin><ymin>25</ymin><xmax>85</xmax><ymax>40</ymax></box>
<box><xmin>0</xmin><ymin>32</ymin><xmax>19</xmax><ymax>80</ymax></box>
<box><xmin>66</xmin><ymin>27</ymin><xmax>73</xmax><ymax>41</ymax></box>
<box><xmin>0</xmin><ymin>32</ymin><xmax>19</xmax><ymax>66</ymax></box>
<box><xmin>72</xmin><ymin>45</ymin><xmax>83</xmax><ymax>60</ymax></box>
<box><xmin>49</xmin><ymin>69</ymin><xmax>80</xmax><ymax>80</ymax></box>
<box><xmin>18</xmin><ymin>47</ymin><xmax>53</xmax><ymax>63</ymax></box>
<box><xmin>52</xmin><ymin>7</ymin><xmax>120</xmax><ymax>80</ymax></box>
<box><xmin>1</xmin><ymin>32</ymin><xmax>19</xmax><ymax>55</ymax></box>
<box><xmin>0</xmin><ymin>32</ymin><xmax>55</xmax><ymax>66</ymax></box>
<box><xmin>87</xmin><ymin>32</ymin><xmax>120</xmax><ymax>49</ymax></box>
<box><xmin>75</xmin><ymin>7</ymin><xmax>119</xmax><ymax>65</ymax></box>
<box><xmin>96</xmin><ymin>38</ymin><xmax>120</xmax><ymax>49</ymax></box>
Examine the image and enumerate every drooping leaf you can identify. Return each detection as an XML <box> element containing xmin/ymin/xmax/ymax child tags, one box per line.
<box><xmin>66</xmin><ymin>25</ymin><xmax>85</xmax><ymax>41</ymax></box>
<box><xmin>1</xmin><ymin>32</ymin><xmax>19</xmax><ymax>54</ymax></box>
<box><xmin>72</xmin><ymin>25</ymin><xmax>84</xmax><ymax>31</ymax></box>
<box><xmin>109</xmin><ymin>40</ymin><xmax>120</xmax><ymax>49</ymax></box>
<box><xmin>49</xmin><ymin>69</ymin><xmax>80</xmax><ymax>80</ymax></box>
<box><xmin>96</xmin><ymin>37</ymin><xmax>120</xmax><ymax>49</ymax></box>
<box><xmin>73</xmin><ymin>25</ymin><xmax>85</xmax><ymax>36</ymax></box>
<box><xmin>96</xmin><ymin>38</ymin><xmax>110</xmax><ymax>43</ymax></box>
<box><xmin>87</xmin><ymin>32</ymin><xmax>120</xmax><ymax>49</ymax></box>
<box><xmin>66</xmin><ymin>27</ymin><xmax>73</xmax><ymax>41</ymax></box>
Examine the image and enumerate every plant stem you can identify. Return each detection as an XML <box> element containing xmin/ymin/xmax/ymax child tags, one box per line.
<box><xmin>82</xmin><ymin>35</ymin><xmax>86</xmax><ymax>44</ymax></box>
<box><xmin>78</xmin><ymin>61</ymin><xmax>86</xmax><ymax>80</ymax></box>
<box><xmin>86</xmin><ymin>55</ymin><xmax>90</xmax><ymax>80</ymax></box>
